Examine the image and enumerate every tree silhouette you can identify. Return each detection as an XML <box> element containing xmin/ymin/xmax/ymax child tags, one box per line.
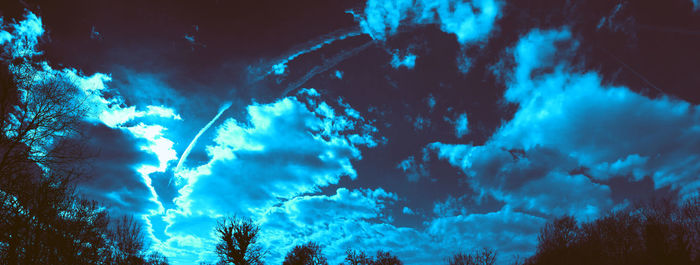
<box><xmin>215</xmin><ymin>215</ymin><xmax>264</xmax><ymax>265</ymax></box>
<box><xmin>0</xmin><ymin>61</ymin><xmax>111</xmax><ymax>264</ymax></box>
<box><xmin>282</xmin><ymin>241</ymin><xmax>329</xmax><ymax>265</ymax></box>
<box><xmin>373</xmin><ymin>251</ymin><xmax>403</xmax><ymax>265</ymax></box>
<box><xmin>108</xmin><ymin>215</ymin><xmax>148</xmax><ymax>264</ymax></box>
<box><xmin>0</xmin><ymin>59</ymin><xmax>168</xmax><ymax>264</ymax></box>
<box><xmin>446</xmin><ymin>248</ymin><xmax>496</xmax><ymax>265</ymax></box>
<box><xmin>343</xmin><ymin>249</ymin><xmax>403</xmax><ymax>265</ymax></box>
<box><xmin>344</xmin><ymin>249</ymin><xmax>372</xmax><ymax>265</ymax></box>
<box><xmin>522</xmin><ymin>195</ymin><xmax>699</xmax><ymax>265</ymax></box>
<box><xmin>145</xmin><ymin>251</ymin><xmax>170</xmax><ymax>265</ymax></box>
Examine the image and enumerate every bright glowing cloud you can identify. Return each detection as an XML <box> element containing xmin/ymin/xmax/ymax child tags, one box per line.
<box><xmin>354</xmin><ymin>0</ymin><xmax>502</xmax><ymax>44</ymax></box>
<box><xmin>159</xmin><ymin>92</ymin><xmax>379</xmax><ymax>263</ymax></box>
<box><xmin>0</xmin><ymin>11</ymin><xmax>44</xmax><ymax>58</ymax></box>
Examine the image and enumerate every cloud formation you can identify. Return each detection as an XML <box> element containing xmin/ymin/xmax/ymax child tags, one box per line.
<box><xmin>355</xmin><ymin>0</ymin><xmax>502</xmax><ymax>44</ymax></box>
<box><xmin>446</xmin><ymin>112</ymin><xmax>469</xmax><ymax>138</ymax></box>
<box><xmin>429</xmin><ymin>27</ymin><xmax>700</xmax><ymax>242</ymax></box>
<box><xmin>158</xmin><ymin>90</ymin><xmax>380</xmax><ymax>263</ymax></box>
<box><xmin>0</xmin><ymin>11</ymin><xmax>44</xmax><ymax>58</ymax></box>
<box><xmin>1</xmin><ymin>10</ymin><xmax>183</xmax><ymax>235</ymax></box>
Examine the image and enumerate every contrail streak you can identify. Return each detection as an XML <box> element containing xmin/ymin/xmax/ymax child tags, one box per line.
<box><xmin>178</xmin><ymin>29</ymin><xmax>370</xmax><ymax>173</ymax></box>
<box><xmin>175</xmin><ymin>102</ymin><xmax>232</xmax><ymax>172</ymax></box>
<box><xmin>249</xmin><ymin>28</ymin><xmax>363</xmax><ymax>83</ymax></box>
<box><xmin>598</xmin><ymin>46</ymin><xmax>663</xmax><ymax>94</ymax></box>
<box><xmin>282</xmin><ymin>41</ymin><xmax>374</xmax><ymax>97</ymax></box>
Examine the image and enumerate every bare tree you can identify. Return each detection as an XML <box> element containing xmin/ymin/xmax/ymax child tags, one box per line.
<box><xmin>0</xmin><ymin>62</ymin><xmax>110</xmax><ymax>264</ymax></box>
<box><xmin>344</xmin><ymin>249</ymin><xmax>372</xmax><ymax>265</ymax></box>
<box><xmin>108</xmin><ymin>215</ymin><xmax>148</xmax><ymax>264</ymax></box>
<box><xmin>283</xmin><ymin>241</ymin><xmax>328</xmax><ymax>265</ymax></box>
<box><xmin>146</xmin><ymin>251</ymin><xmax>171</xmax><ymax>265</ymax></box>
<box><xmin>373</xmin><ymin>250</ymin><xmax>403</xmax><ymax>265</ymax></box>
<box><xmin>215</xmin><ymin>215</ymin><xmax>264</xmax><ymax>265</ymax></box>
<box><xmin>446</xmin><ymin>248</ymin><xmax>496</xmax><ymax>265</ymax></box>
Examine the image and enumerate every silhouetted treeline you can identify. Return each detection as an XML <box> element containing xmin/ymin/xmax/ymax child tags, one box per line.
<box><xmin>0</xmin><ymin>61</ymin><xmax>168</xmax><ymax>265</ymax></box>
<box><xmin>520</xmin><ymin>196</ymin><xmax>699</xmax><ymax>265</ymax></box>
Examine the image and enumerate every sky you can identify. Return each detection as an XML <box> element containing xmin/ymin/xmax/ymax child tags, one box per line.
<box><xmin>1</xmin><ymin>0</ymin><xmax>699</xmax><ymax>264</ymax></box>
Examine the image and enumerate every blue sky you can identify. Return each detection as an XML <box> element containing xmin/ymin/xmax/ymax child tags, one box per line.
<box><xmin>1</xmin><ymin>0</ymin><xmax>699</xmax><ymax>264</ymax></box>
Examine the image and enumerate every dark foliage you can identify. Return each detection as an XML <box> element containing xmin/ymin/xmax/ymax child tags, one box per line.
<box><xmin>282</xmin><ymin>242</ymin><xmax>328</xmax><ymax>265</ymax></box>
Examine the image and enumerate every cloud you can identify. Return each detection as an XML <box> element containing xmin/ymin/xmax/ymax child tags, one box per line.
<box><xmin>425</xmin><ymin>94</ymin><xmax>436</xmax><ymax>111</ymax></box>
<box><xmin>429</xmin><ymin>28</ymin><xmax>700</xmax><ymax>246</ymax></box>
<box><xmin>446</xmin><ymin>112</ymin><xmax>469</xmax><ymax>138</ymax></box>
<box><xmin>497</xmin><ymin>28</ymin><xmax>700</xmax><ymax>198</ymax></box>
<box><xmin>334</xmin><ymin>70</ymin><xmax>344</xmax><ymax>79</ymax></box>
<box><xmin>259</xmin><ymin>187</ymin><xmax>546</xmax><ymax>265</ymax></box>
<box><xmin>75</xmin><ymin>123</ymin><xmax>163</xmax><ymax>216</ymax></box>
<box><xmin>390</xmin><ymin>50</ymin><xmax>417</xmax><ymax>69</ymax></box>
<box><xmin>397</xmin><ymin>155</ymin><xmax>428</xmax><ymax>182</ymax></box>
<box><xmin>1</xmin><ymin>13</ymin><xmax>186</xmax><ymax>253</ymax></box>
<box><xmin>158</xmin><ymin>92</ymin><xmax>379</xmax><ymax>263</ymax></box>
<box><xmin>257</xmin><ymin>29</ymin><xmax>362</xmax><ymax>77</ymax></box>
<box><xmin>90</xmin><ymin>25</ymin><xmax>102</xmax><ymax>40</ymax></box>
<box><xmin>354</xmin><ymin>0</ymin><xmax>502</xmax><ymax>44</ymax></box>
<box><xmin>428</xmin><ymin>208</ymin><xmax>545</xmax><ymax>264</ymax></box>
<box><xmin>259</xmin><ymin>187</ymin><xmax>428</xmax><ymax>265</ymax></box>
<box><xmin>406</xmin><ymin>114</ymin><xmax>431</xmax><ymax>132</ymax></box>
<box><xmin>0</xmin><ymin>11</ymin><xmax>45</xmax><ymax>58</ymax></box>
<box><xmin>259</xmin><ymin>187</ymin><xmax>542</xmax><ymax>265</ymax></box>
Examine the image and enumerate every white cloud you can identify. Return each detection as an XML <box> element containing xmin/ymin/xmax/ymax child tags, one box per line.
<box><xmin>428</xmin><ymin>208</ymin><xmax>545</xmax><ymax>264</ymax></box>
<box><xmin>428</xmin><ymin>28</ymin><xmax>700</xmax><ymax>249</ymax></box>
<box><xmin>496</xmin><ymin>28</ymin><xmax>700</xmax><ymax>198</ymax></box>
<box><xmin>159</xmin><ymin>93</ymin><xmax>379</xmax><ymax>263</ymax></box>
<box><xmin>0</xmin><ymin>11</ymin><xmax>44</xmax><ymax>58</ymax></box>
<box><xmin>355</xmin><ymin>0</ymin><xmax>502</xmax><ymax>45</ymax></box>
<box><xmin>258</xmin><ymin>187</ymin><xmax>543</xmax><ymax>265</ymax></box>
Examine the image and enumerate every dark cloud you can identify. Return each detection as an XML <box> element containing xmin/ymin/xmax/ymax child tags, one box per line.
<box><xmin>76</xmin><ymin>123</ymin><xmax>161</xmax><ymax>215</ymax></box>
